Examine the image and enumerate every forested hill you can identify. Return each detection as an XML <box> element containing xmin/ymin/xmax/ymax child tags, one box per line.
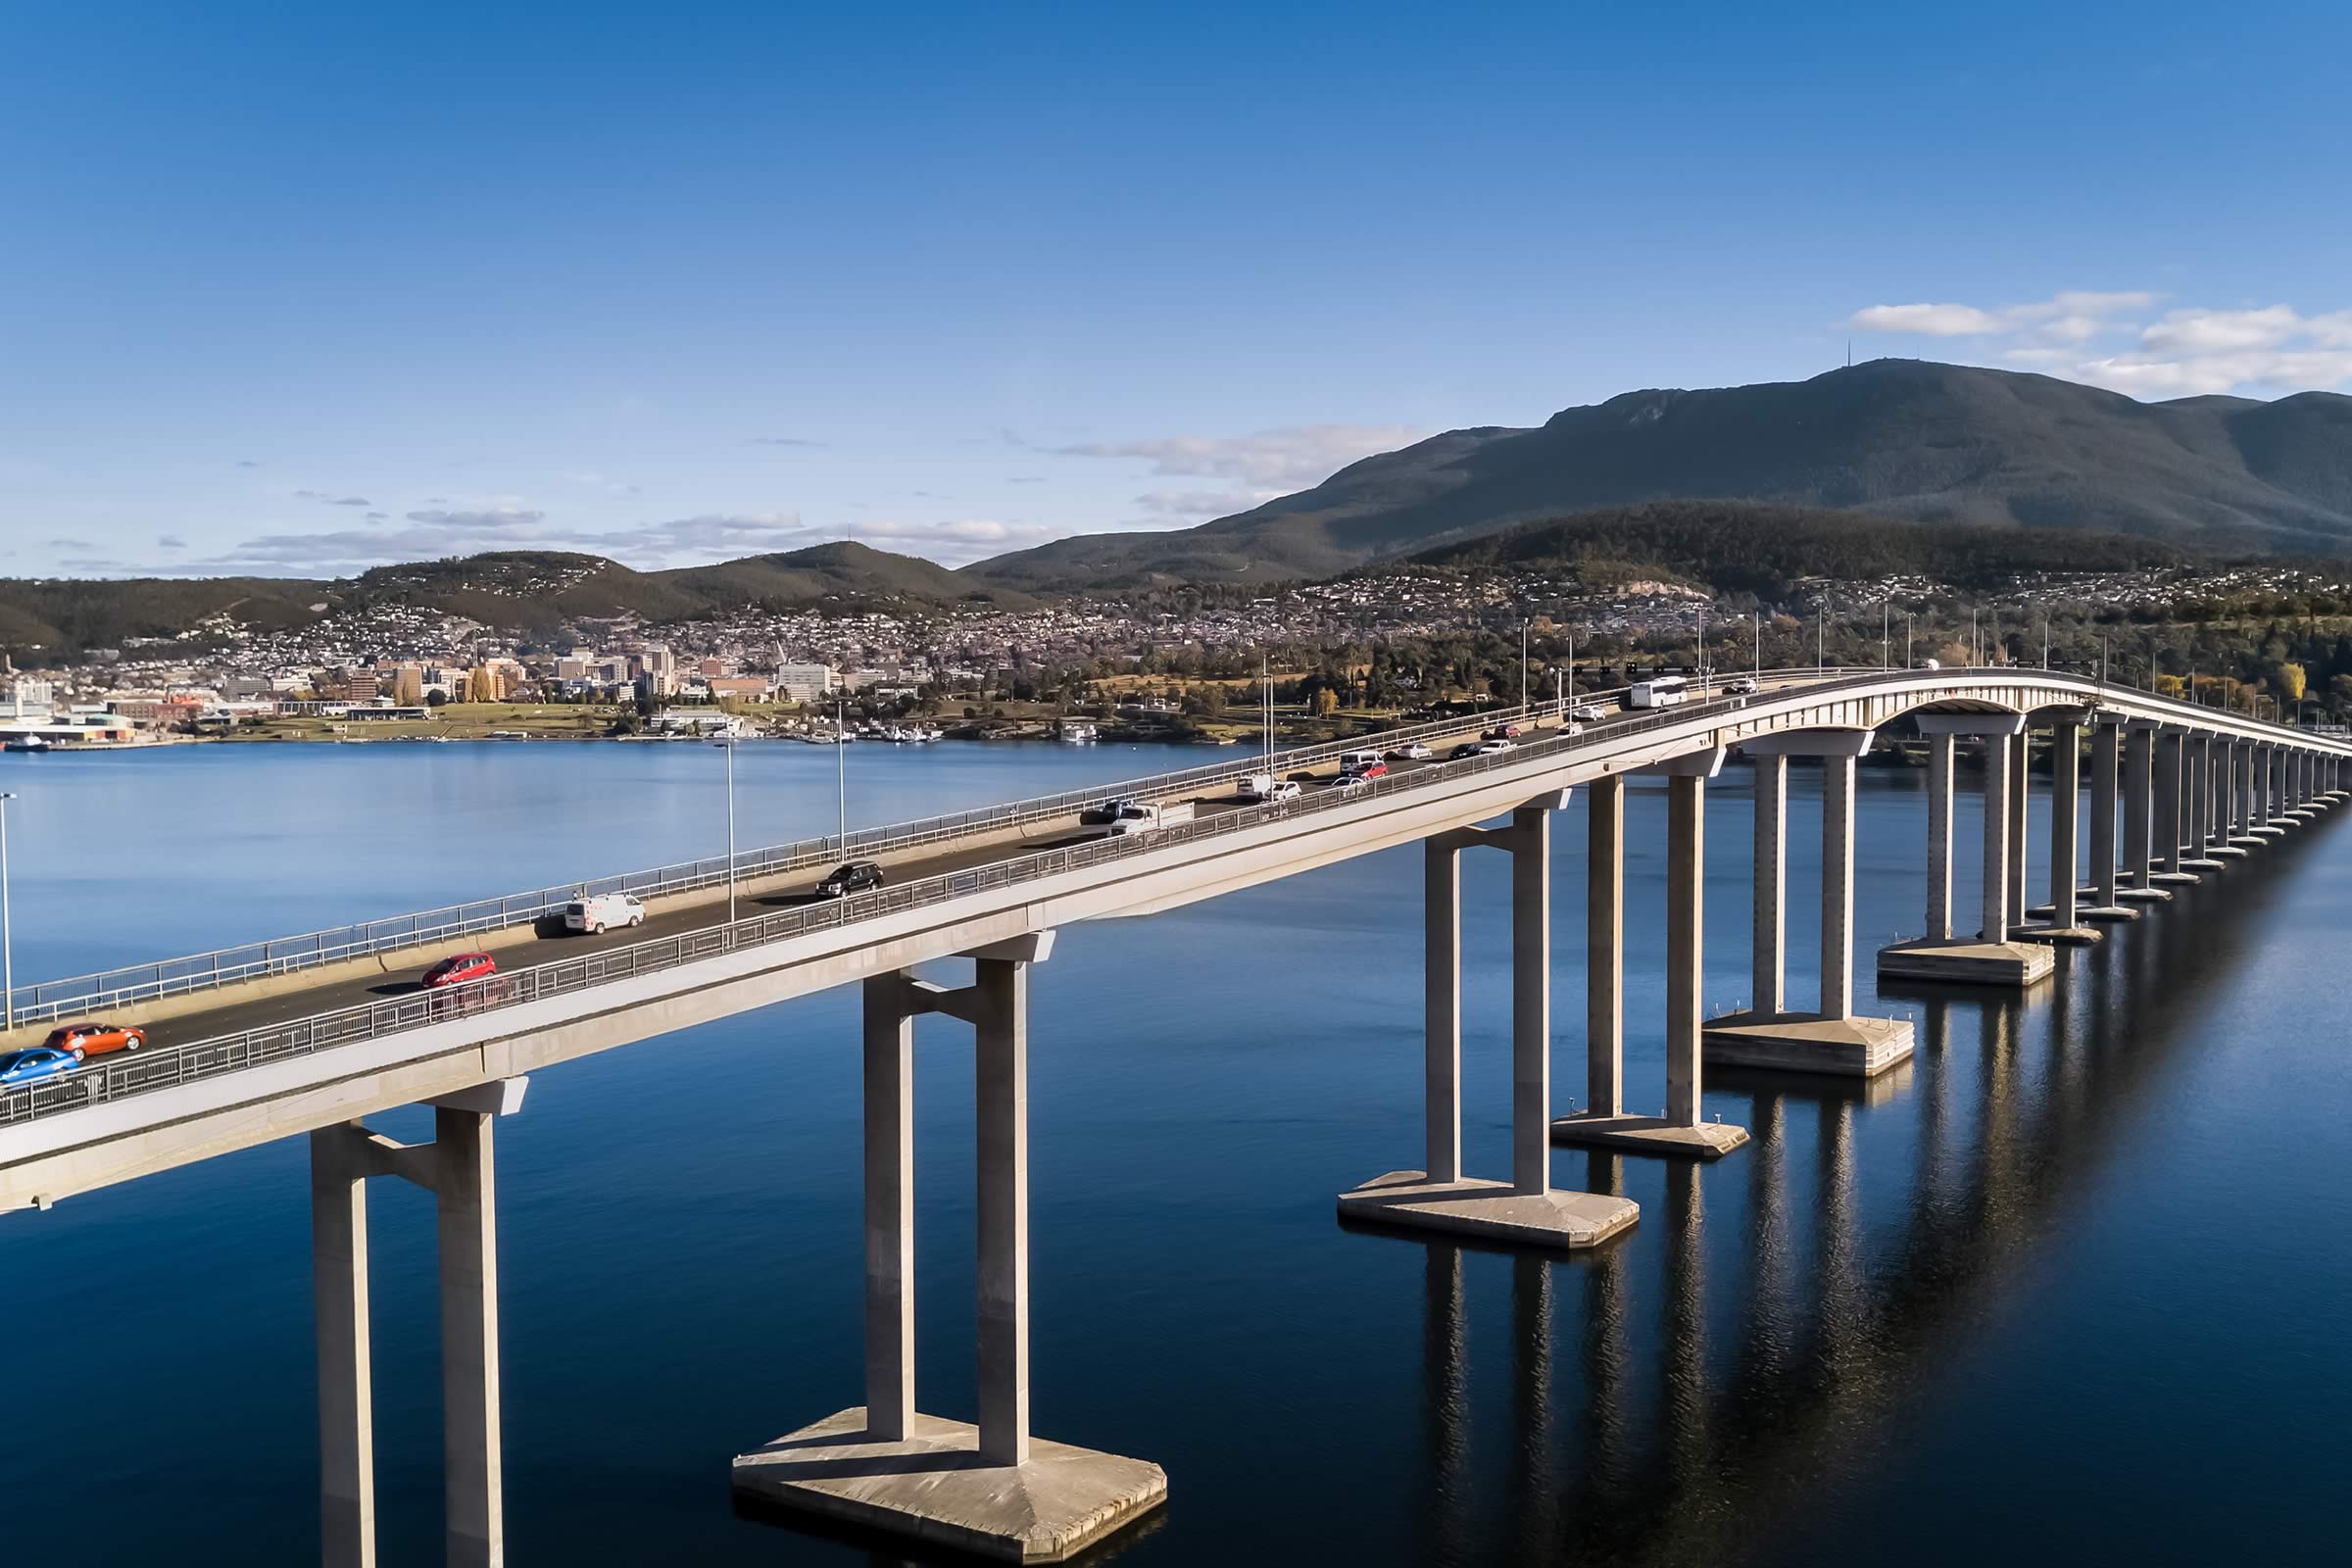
<box><xmin>0</xmin><ymin>542</ymin><xmax>1035</xmax><ymax>658</ymax></box>
<box><xmin>1384</xmin><ymin>501</ymin><xmax>2186</xmax><ymax>599</ymax></box>
<box><xmin>964</xmin><ymin>360</ymin><xmax>2352</xmax><ymax>589</ymax></box>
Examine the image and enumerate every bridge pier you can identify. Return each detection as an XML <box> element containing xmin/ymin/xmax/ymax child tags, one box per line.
<box><xmin>1556</xmin><ymin>750</ymin><xmax>1749</xmax><ymax>1157</ymax></box>
<box><xmin>2258</xmin><ymin>744</ymin><xmax>2290</xmax><ymax>833</ymax></box>
<box><xmin>2080</xmin><ymin>717</ymin><xmax>2138</xmax><ymax>917</ymax></box>
<box><xmin>2148</xmin><ymin>726</ymin><xmax>2201</xmax><ymax>886</ymax></box>
<box><xmin>2017</xmin><ymin>712</ymin><xmax>2101</xmax><ymax>945</ymax></box>
<box><xmin>2220</xmin><ymin>743</ymin><xmax>2258</xmax><ymax>851</ymax></box>
<box><xmin>2114</xmin><ymin>721</ymin><xmax>2173</xmax><ymax>901</ymax></box>
<box><xmin>734</xmin><ymin>934</ymin><xmax>1167</xmax><ymax>1561</ymax></box>
<box><xmin>1343</xmin><ymin>792</ymin><xmax>1642</xmax><ymax>1244</ymax></box>
<box><xmin>311</xmin><ymin>1077</ymin><xmax>528</xmax><ymax>1568</ymax></box>
<box><xmin>1702</xmin><ymin>732</ymin><xmax>1914</xmax><ymax>1077</ymax></box>
<box><xmin>2183</xmin><ymin>732</ymin><xmax>2226</xmax><ymax>870</ymax></box>
<box><xmin>1879</xmin><ymin>714</ymin><xmax>2053</xmax><ymax>985</ymax></box>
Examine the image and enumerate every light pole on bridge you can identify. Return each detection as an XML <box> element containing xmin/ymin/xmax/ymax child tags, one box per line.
<box><xmin>0</xmin><ymin>791</ymin><xmax>13</xmax><ymax>1033</ymax></box>
<box><xmin>713</xmin><ymin>736</ymin><xmax>738</xmax><ymax>924</ymax></box>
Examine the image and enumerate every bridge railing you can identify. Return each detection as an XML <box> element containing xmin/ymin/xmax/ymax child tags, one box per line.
<box><xmin>2</xmin><ymin>673</ymin><xmax>1721</xmax><ymax>1026</ymax></box>
<box><xmin>3</xmin><ymin>663</ymin><xmax>2338</xmax><ymax>1129</ymax></box>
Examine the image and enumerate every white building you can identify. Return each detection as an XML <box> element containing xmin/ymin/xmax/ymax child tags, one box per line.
<box><xmin>1</xmin><ymin>675</ymin><xmax>55</xmax><ymax>721</ymax></box>
<box><xmin>774</xmin><ymin>663</ymin><xmax>836</xmax><ymax>703</ymax></box>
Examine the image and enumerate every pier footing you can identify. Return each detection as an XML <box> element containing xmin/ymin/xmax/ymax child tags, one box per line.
<box><xmin>1699</xmin><ymin>1012</ymin><xmax>1915</xmax><ymax>1078</ymax></box>
<box><xmin>732</xmin><ymin>1408</ymin><xmax>1166</xmax><ymax>1564</ymax></box>
<box><xmin>1876</xmin><ymin>937</ymin><xmax>2055</xmax><ymax>986</ymax></box>
<box><xmin>1548</xmin><ymin>1113</ymin><xmax>1749</xmax><ymax>1160</ymax></box>
<box><xmin>2013</xmin><ymin>923</ymin><xmax>2102</xmax><ymax>947</ymax></box>
<box><xmin>2080</xmin><ymin>905</ymin><xmax>2141</xmax><ymax>921</ymax></box>
<box><xmin>1336</xmin><ymin>1170</ymin><xmax>1638</xmax><ymax>1249</ymax></box>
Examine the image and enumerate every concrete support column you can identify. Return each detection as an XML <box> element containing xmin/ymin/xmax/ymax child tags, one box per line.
<box><xmin>974</xmin><ymin>956</ymin><xmax>1031</xmax><ymax>1467</ymax></box>
<box><xmin>2226</xmin><ymin>741</ymin><xmax>2242</xmax><ymax>835</ymax></box>
<box><xmin>310</xmin><ymin>1079</ymin><xmax>526</xmax><ymax>1568</ymax></box>
<box><xmin>1510</xmin><ymin>806</ymin><xmax>1551</xmax><ymax>1195</ymax></box>
<box><xmin>2048</xmin><ymin>719</ymin><xmax>2080</xmax><ymax>928</ymax></box>
<box><xmin>2090</xmin><ymin>723</ymin><xmax>2120</xmax><ymax>904</ymax></box>
<box><xmin>2155</xmin><ymin>731</ymin><xmax>2182</xmax><ymax>873</ymax></box>
<box><xmin>1821</xmin><ymin>755</ymin><xmax>1855</xmax><ymax>1018</ymax></box>
<box><xmin>2124</xmin><ymin>724</ymin><xmax>2153</xmax><ymax>885</ymax></box>
<box><xmin>2006</xmin><ymin>731</ymin><xmax>2030</xmax><ymax>928</ymax></box>
<box><xmin>1926</xmin><ymin>732</ymin><xmax>1954</xmax><ymax>941</ymax></box>
<box><xmin>1982</xmin><ymin>735</ymin><xmax>2010</xmax><ymax>944</ymax></box>
<box><xmin>1587</xmin><ymin>777</ymin><xmax>1624</xmax><ymax>1118</ymax></box>
<box><xmin>435</xmin><ymin>1107</ymin><xmax>505</xmax><ymax>1568</ymax></box>
<box><xmin>1752</xmin><ymin>754</ymin><xmax>1788</xmax><ymax>1016</ymax></box>
<box><xmin>2195</xmin><ymin>734</ymin><xmax>2216</xmax><ymax>853</ymax></box>
<box><xmin>862</xmin><ymin>978</ymin><xmax>916</xmax><ymax>1442</ymax></box>
<box><xmin>2184</xmin><ymin>733</ymin><xmax>2205</xmax><ymax>856</ymax></box>
<box><xmin>1666</xmin><ymin>772</ymin><xmax>1706</xmax><ymax>1125</ymax></box>
<box><xmin>312</xmin><ymin>1132</ymin><xmax>375</xmax><ymax>1568</ymax></box>
<box><xmin>1424</xmin><ymin>839</ymin><xmax>1461</xmax><ymax>1185</ymax></box>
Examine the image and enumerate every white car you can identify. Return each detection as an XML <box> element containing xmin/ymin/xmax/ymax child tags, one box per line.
<box><xmin>565</xmin><ymin>892</ymin><xmax>646</xmax><ymax>934</ymax></box>
<box><xmin>1387</xmin><ymin>742</ymin><xmax>1433</xmax><ymax>761</ymax></box>
<box><xmin>1726</xmin><ymin>676</ymin><xmax>1760</xmax><ymax>695</ymax></box>
<box><xmin>1571</xmin><ymin>702</ymin><xmax>1609</xmax><ymax>722</ymax></box>
<box><xmin>1331</xmin><ymin>772</ymin><xmax>1370</xmax><ymax>792</ymax></box>
<box><xmin>1263</xmin><ymin>778</ymin><xmax>1303</xmax><ymax>803</ymax></box>
<box><xmin>1474</xmin><ymin>738</ymin><xmax>1516</xmax><ymax>755</ymax></box>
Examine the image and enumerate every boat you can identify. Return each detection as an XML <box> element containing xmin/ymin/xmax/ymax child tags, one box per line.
<box><xmin>4</xmin><ymin>734</ymin><xmax>52</xmax><ymax>753</ymax></box>
<box><xmin>1058</xmin><ymin>721</ymin><xmax>1099</xmax><ymax>744</ymax></box>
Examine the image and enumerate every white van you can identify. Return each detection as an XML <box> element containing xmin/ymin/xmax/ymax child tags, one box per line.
<box><xmin>565</xmin><ymin>892</ymin><xmax>646</xmax><ymax>934</ymax></box>
<box><xmin>1338</xmin><ymin>750</ymin><xmax>1382</xmax><ymax>771</ymax></box>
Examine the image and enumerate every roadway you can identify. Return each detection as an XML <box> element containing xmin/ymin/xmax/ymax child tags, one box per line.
<box><xmin>73</xmin><ymin>710</ymin><xmax>1593</xmax><ymax>1064</ymax></box>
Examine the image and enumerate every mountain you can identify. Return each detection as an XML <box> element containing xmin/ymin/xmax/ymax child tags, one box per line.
<box><xmin>1383</xmin><ymin>500</ymin><xmax>2186</xmax><ymax>599</ymax></box>
<box><xmin>662</xmin><ymin>541</ymin><xmax>1039</xmax><ymax>612</ymax></box>
<box><xmin>964</xmin><ymin>361</ymin><xmax>2352</xmax><ymax>589</ymax></box>
<box><xmin>0</xmin><ymin>542</ymin><xmax>1036</xmax><ymax>659</ymax></box>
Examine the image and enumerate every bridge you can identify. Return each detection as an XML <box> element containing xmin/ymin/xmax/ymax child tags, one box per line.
<box><xmin>4</xmin><ymin>666</ymin><xmax>2342</xmax><ymax>1564</ymax></box>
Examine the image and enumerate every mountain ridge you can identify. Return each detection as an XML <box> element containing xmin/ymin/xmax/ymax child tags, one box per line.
<box><xmin>963</xmin><ymin>360</ymin><xmax>2352</xmax><ymax>589</ymax></box>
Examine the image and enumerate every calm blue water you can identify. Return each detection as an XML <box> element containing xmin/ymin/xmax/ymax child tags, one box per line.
<box><xmin>2</xmin><ymin>741</ymin><xmax>2346</xmax><ymax>1565</ymax></box>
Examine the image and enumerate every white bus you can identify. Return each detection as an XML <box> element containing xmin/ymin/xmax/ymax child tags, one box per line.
<box><xmin>1628</xmin><ymin>675</ymin><xmax>1690</xmax><ymax>710</ymax></box>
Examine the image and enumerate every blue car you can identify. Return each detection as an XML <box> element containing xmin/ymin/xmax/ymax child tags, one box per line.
<box><xmin>0</xmin><ymin>1047</ymin><xmax>84</xmax><ymax>1089</ymax></box>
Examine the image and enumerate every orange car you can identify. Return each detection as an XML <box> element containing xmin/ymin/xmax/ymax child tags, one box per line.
<box><xmin>43</xmin><ymin>1021</ymin><xmax>147</xmax><ymax>1058</ymax></box>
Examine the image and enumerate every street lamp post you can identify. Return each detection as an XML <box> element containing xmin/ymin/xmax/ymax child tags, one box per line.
<box><xmin>714</xmin><ymin>738</ymin><xmax>737</xmax><ymax>924</ymax></box>
<box><xmin>0</xmin><ymin>791</ymin><xmax>14</xmax><ymax>1032</ymax></box>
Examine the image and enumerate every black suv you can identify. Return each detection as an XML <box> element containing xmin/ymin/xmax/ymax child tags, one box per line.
<box><xmin>817</xmin><ymin>860</ymin><xmax>887</xmax><ymax>898</ymax></box>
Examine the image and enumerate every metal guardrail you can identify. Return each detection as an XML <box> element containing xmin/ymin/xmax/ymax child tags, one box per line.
<box><xmin>1</xmin><ymin>663</ymin><xmax>2340</xmax><ymax>1130</ymax></box>
<box><xmin>3</xmin><ymin>674</ymin><xmax>1730</xmax><ymax>1025</ymax></box>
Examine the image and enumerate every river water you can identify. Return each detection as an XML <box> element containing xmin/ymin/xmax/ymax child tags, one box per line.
<box><xmin>3</xmin><ymin>739</ymin><xmax>2346</xmax><ymax>1565</ymax></box>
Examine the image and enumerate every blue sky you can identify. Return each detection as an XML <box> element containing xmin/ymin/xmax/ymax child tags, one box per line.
<box><xmin>3</xmin><ymin>0</ymin><xmax>2347</xmax><ymax>577</ymax></box>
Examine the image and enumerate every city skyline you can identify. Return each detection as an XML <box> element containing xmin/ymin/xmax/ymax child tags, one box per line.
<box><xmin>5</xmin><ymin>0</ymin><xmax>2349</xmax><ymax>579</ymax></box>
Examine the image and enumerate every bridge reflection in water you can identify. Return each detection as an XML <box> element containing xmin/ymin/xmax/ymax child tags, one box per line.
<box><xmin>1397</xmin><ymin>859</ymin><xmax>2268</xmax><ymax>1568</ymax></box>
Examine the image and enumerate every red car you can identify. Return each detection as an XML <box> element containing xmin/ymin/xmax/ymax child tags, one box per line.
<box><xmin>43</xmin><ymin>1020</ymin><xmax>147</xmax><ymax>1058</ymax></box>
<box><xmin>422</xmin><ymin>953</ymin><xmax>498</xmax><ymax>989</ymax></box>
<box><xmin>1347</xmin><ymin>759</ymin><xmax>1390</xmax><ymax>779</ymax></box>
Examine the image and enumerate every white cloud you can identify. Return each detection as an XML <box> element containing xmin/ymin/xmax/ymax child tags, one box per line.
<box><xmin>1055</xmin><ymin>421</ymin><xmax>1427</xmax><ymax>532</ymax></box>
<box><xmin>1849</xmin><ymin>291</ymin><xmax>2154</xmax><ymax>341</ymax></box>
<box><xmin>1851</xmin><ymin>289</ymin><xmax>2352</xmax><ymax>397</ymax></box>
<box><xmin>1056</xmin><ymin>423</ymin><xmax>1428</xmax><ymax>491</ymax></box>
<box><xmin>1849</xmin><ymin>303</ymin><xmax>2010</xmax><ymax>337</ymax></box>
<box><xmin>1136</xmin><ymin>488</ymin><xmax>1268</xmax><ymax>517</ymax></box>
<box><xmin>2137</xmin><ymin>306</ymin><xmax>2301</xmax><ymax>355</ymax></box>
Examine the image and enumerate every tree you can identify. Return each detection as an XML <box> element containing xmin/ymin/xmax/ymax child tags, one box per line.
<box><xmin>2277</xmin><ymin>662</ymin><xmax>2308</xmax><ymax>704</ymax></box>
<box><xmin>1310</xmin><ymin>688</ymin><xmax>1339</xmax><ymax>716</ymax></box>
<box><xmin>391</xmin><ymin>666</ymin><xmax>423</xmax><ymax>707</ymax></box>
